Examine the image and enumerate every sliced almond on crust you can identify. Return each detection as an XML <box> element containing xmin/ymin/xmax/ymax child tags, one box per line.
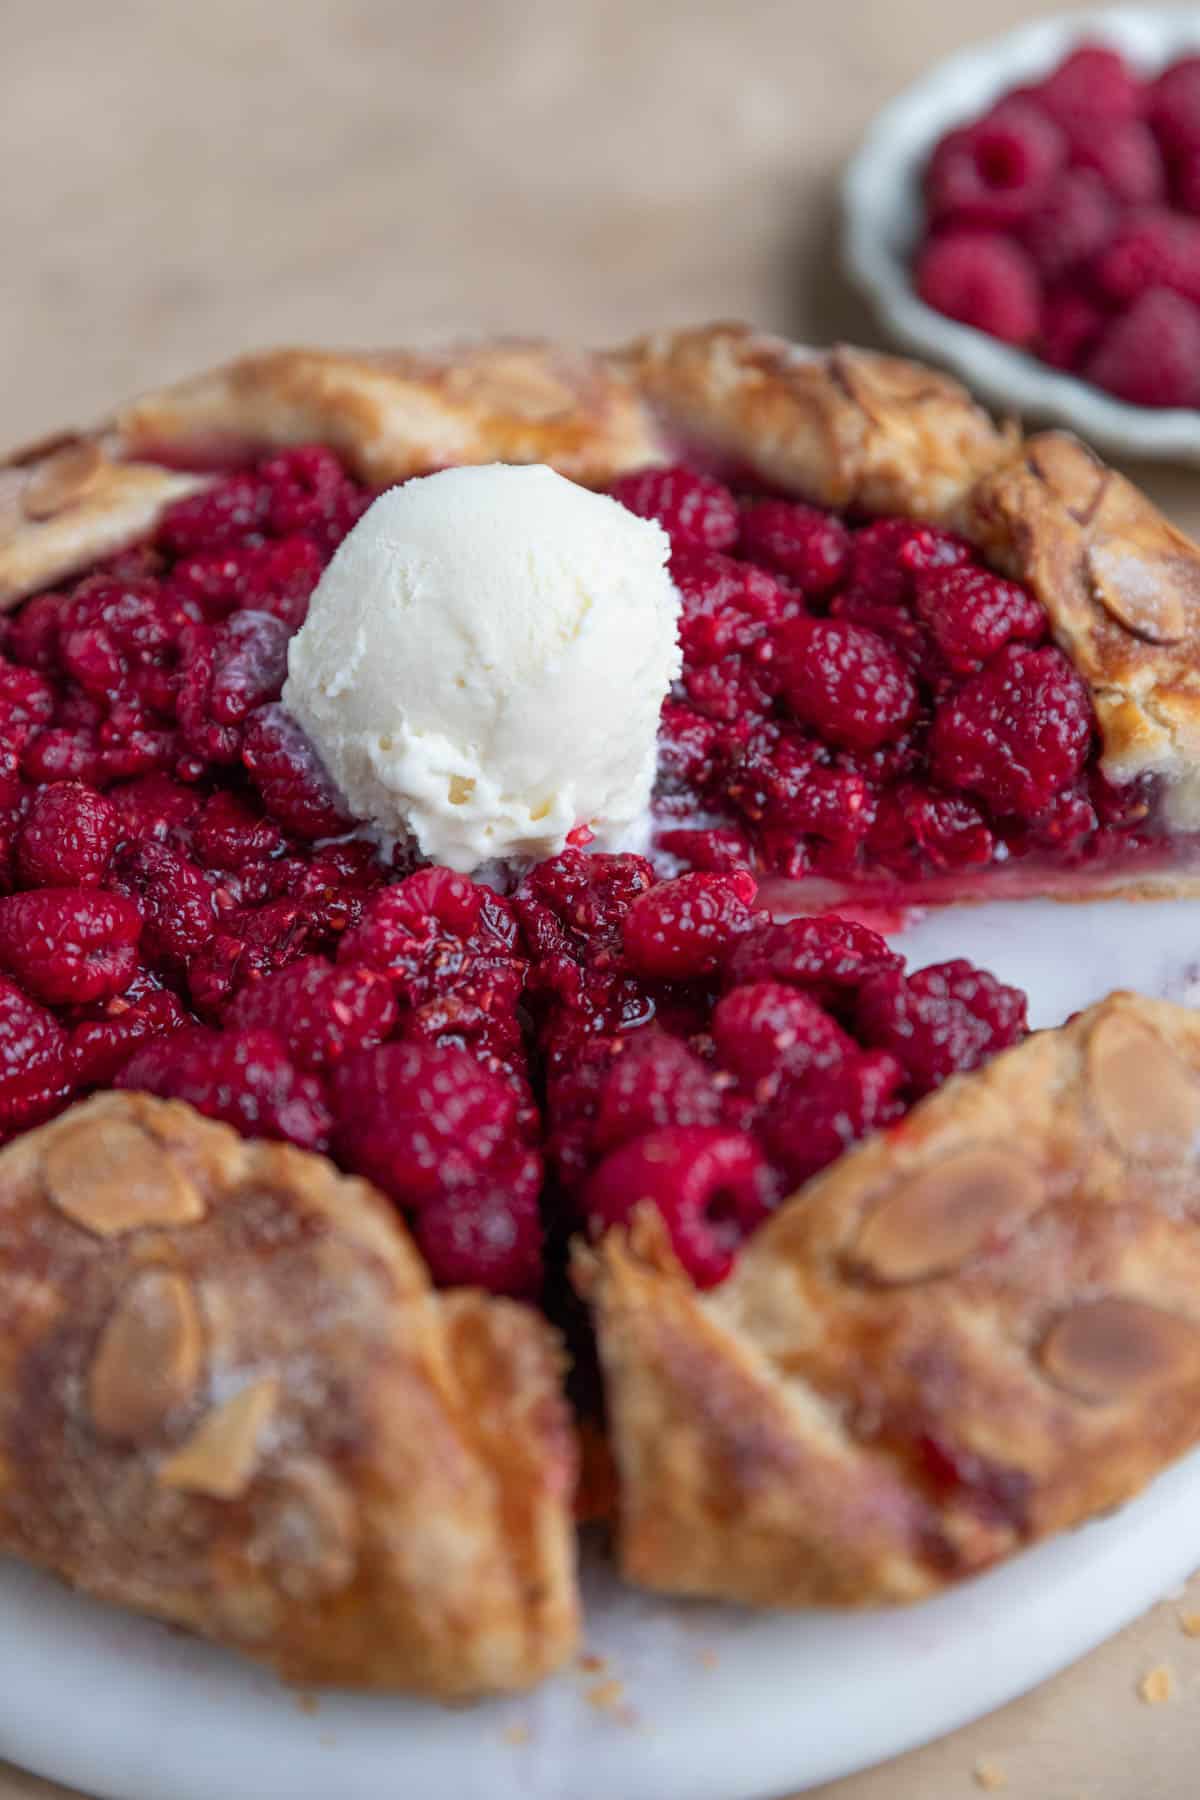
<box><xmin>89</xmin><ymin>1270</ymin><xmax>204</xmax><ymax>1442</ymax></box>
<box><xmin>21</xmin><ymin>441</ymin><xmax>106</xmax><ymax>520</ymax></box>
<box><xmin>851</xmin><ymin>1147</ymin><xmax>1043</xmax><ymax>1284</ymax></box>
<box><xmin>1087</xmin><ymin>1013</ymin><xmax>1200</xmax><ymax>1163</ymax></box>
<box><xmin>1089</xmin><ymin>540</ymin><xmax>1189</xmax><ymax>645</ymax></box>
<box><xmin>44</xmin><ymin>1118</ymin><xmax>205</xmax><ymax>1236</ymax></box>
<box><xmin>157</xmin><ymin>1377</ymin><xmax>279</xmax><ymax>1499</ymax></box>
<box><xmin>1039</xmin><ymin>1296</ymin><xmax>1200</xmax><ymax>1403</ymax></box>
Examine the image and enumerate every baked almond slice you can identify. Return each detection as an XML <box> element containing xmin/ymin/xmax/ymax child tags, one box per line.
<box><xmin>0</xmin><ymin>1092</ymin><xmax>578</xmax><ymax>1696</ymax></box>
<box><xmin>586</xmin><ymin>992</ymin><xmax>1200</xmax><ymax>1607</ymax></box>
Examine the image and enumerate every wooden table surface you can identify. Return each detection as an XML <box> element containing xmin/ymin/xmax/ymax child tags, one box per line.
<box><xmin>3</xmin><ymin>0</ymin><xmax>1199</xmax><ymax>1794</ymax></box>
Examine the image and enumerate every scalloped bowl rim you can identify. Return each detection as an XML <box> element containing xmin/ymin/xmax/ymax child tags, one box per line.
<box><xmin>842</xmin><ymin>7</ymin><xmax>1200</xmax><ymax>462</ymax></box>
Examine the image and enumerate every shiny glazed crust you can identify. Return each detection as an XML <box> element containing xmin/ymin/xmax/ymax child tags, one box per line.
<box><xmin>0</xmin><ymin>1092</ymin><xmax>577</xmax><ymax>1695</ymax></box>
<box><xmin>585</xmin><ymin>992</ymin><xmax>1200</xmax><ymax>1606</ymax></box>
<box><xmin>2</xmin><ymin>320</ymin><xmax>1198</xmax><ymax>810</ymax></box>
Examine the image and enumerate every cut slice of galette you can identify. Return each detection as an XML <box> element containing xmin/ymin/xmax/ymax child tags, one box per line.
<box><xmin>0</xmin><ymin>324</ymin><xmax>1199</xmax><ymax>1697</ymax></box>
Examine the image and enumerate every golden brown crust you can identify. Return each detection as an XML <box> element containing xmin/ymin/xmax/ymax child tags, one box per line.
<box><xmin>967</xmin><ymin>433</ymin><xmax>1200</xmax><ymax>815</ymax></box>
<box><xmin>0</xmin><ymin>433</ymin><xmax>207</xmax><ymax>606</ymax></box>
<box><xmin>0</xmin><ymin>1092</ymin><xmax>578</xmax><ymax>1695</ymax></box>
<box><xmin>617</xmin><ymin>321</ymin><xmax>1018</xmax><ymax>521</ymax></box>
<box><xmin>586</xmin><ymin>993</ymin><xmax>1200</xmax><ymax>1608</ymax></box>
<box><xmin>116</xmin><ymin>340</ymin><xmax>667</xmax><ymax>490</ymax></box>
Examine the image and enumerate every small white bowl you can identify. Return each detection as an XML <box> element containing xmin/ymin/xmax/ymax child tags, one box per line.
<box><xmin>842</xmin><ymin>8</ymin><xmax>1200</xmax><ymax>463</ymax></box>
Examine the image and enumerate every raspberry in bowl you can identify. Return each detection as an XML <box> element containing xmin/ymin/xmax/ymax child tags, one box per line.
<box><xmin>844</xmin><ymin>10</ymin><xmax>1200</xmax><ymax>459</ymax></box>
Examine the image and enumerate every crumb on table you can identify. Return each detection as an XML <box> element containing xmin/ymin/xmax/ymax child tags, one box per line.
<box><xmin>1138</xmin><ymin>1664</ymin><xmax>1175</xmax><ymax>1705</ymax></box>
<box><xmin>973</xmin><ymin>1757</ymin><xmax>1007</xmax><ymax>1790</ymax></box>
<box><xmin>585</xmin><ymin>1676</ymin><xmax>625</xmax><ymax>1713</ymax></box>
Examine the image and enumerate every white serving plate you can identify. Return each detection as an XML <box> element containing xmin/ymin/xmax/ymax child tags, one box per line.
<box><xmin>842</xmin><ymin>9</ymin><xmax>1200</xmax><ymax>462</ymax></box>
<box><xmin>3</xmin><ymin>894</ymin><xmax>1200</xmax><ymax>1800</ymax></box>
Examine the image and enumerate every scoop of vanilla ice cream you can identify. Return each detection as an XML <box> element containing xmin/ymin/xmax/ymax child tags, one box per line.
<box><xmin>281</xmin><ymin>463</ymin><xmax>681</xmax><ymax>872</ymax></box>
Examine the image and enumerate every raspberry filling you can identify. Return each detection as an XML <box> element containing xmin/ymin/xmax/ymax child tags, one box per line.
<box><xmin>0</xmin><ymin>434</ymin><xmax>1118</xmax><ymax>1303</ymax></box>
<box><xmin>911</xmin><ymin>42</ymin><xmax>1200</xmax><ymax>408</ymax></box>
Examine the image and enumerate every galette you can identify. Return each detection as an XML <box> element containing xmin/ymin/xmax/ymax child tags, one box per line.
<box><xmin>1</xmin><ymin>322</ymin><xmax>1199</xmax><ymax>1697</ymax></box>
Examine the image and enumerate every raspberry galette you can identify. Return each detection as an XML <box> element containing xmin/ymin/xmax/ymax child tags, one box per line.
<box><xmin>2</xmin><ymin>324</ymin><xmax>1200</xmax><ymax>1696</ymax></box>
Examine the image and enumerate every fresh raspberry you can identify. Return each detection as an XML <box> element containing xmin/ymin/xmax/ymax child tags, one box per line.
<box><xmin>1039</xmin><ymin>285</ymin><xmax>1107</xmax><ymax>370</ymax></box>
<box><xmin>1067</xmin><ymin>120</ymin><xmax>1164</xmax><ymax>205</ymax></box>
<box><xmin>711</xmin><ymin>982</ymin><xmax>853</xmax><ymax>1088</ymax></box>
<box><xmin>158</xmin><ymin>473</ymin><xmax>271</xmax><ymax>556</ymax></box>
<box><xmin>655</xmin><ymin>703</ymin><xmax>722</xmax><ymax>797</ymax></box>
<box><xmin>915</xmin><ymin>566</ymin><xmax>1045</xmax><ymax>671</ymax></box>
<box><xmin>1173</xmin><ymin>147</ymin><xmax>1200</xmax><ymax>216</ymax></box>
<box><xmin>924</xmin><ymin>101</ymin><xmax>1066</xmax><ymax>228</ymax></box>
<box><xmin>113</xmin><ymin>840</ymin><xmax>215</xmax><ymax>962</ymax></box>
<box><xmin>244</xmin><ymin>536</ymin><xmax>327</xmax><ymax>630</ymax></box>
<box><xmin>394</xmin><ymin>959</ymin><xmax>529</xmax><ymax>1076</ymax></box>
<box><xmin>69</xmin><ymin>983</ymin><xmax>189</xmax><ymax>1088</ymax></box>
<box><xmin>1092</xmin><ymin>209</ymin><xmax>1200</xmax><ymax>304</ymax></box>
<box><xmin>330</xmin><ymin>1041</ymin><xmax>523</xmax><ymax>1207</ymax></box>
<box><xmin>609</xmin><ymin>465</ymin><xmax>739</xmax><ymax>550</ymax></box>
<box><xmin>0</xmin><ymin>659</ymin><xmax>55</xmax><ymax>751</ymax></box>
<box><xmin>1021</xmin><ymin>169</ymin><xmax>1115</xmax><ymax>279</ymax></box>
<box><xmin>192</xmin><ymin>791</ymin><xmax>284</xmax><ymax>869</ymax></box>
<box><xmin>516</xmin><ymin>850</ymin><xmax>654</xmax><ymax>961</ymax></box>
<box><xmin>589</xmin><ymin>1031</ymin><xmax>722</xmax><ymax>1157</ymax></box>
<box><xmin>0</xmin><ymin>974</ymin><xmax>72</xmax><ymax>1135</ymax></box>
<box><xmin>724</xmin><ymin>733</ymin><xmax>876</xmax><ymax>859</ymax></box>
<box><xmin>1148</xmin><ymin>56</ymin><xmax>1200</xmax><ymax>156</ymax></box>
<box><xmin>1034</xmin><ymin>45</ymin><xmax>1142</xmax><ymax>128</ymax></box>
<box><xmin>668</xmin><ymin>547</ymin><xmax>786</xmax><ymax>665</ymax></box>
<box><xmin>109</xmin><ymin>774</ymin><xmax>203</xmax><ymax>846</ymax></box>
<box><xmin>117</xmin><ymin>1024</ymin><xmax>331</xmax><ymax>1151</ymax></box>
<box><xmin>227</xmin><ymin>955</ymin><xmax>397</xmax><ymax>1070</ymax></box>
<box><xmin>582</xmin><ymin>1126</ymin><xmax>771</xmax><ymax>1288</ymax></box>
<box><xmin>6</xmin><ymin>593</ymin><xmax>66</xmax><ymax>672</ymax></box>
<box><xmin>21</xmin><ymin>729</ymin><xmax>99</xmax><ymax>786</ymax></box>
<box><xmin>338</xmin><ymin>867</ymin><xmax>521</xmax><ymax>1008</ymax></box>
<box><xmin>186</xmin><ymin>894</ymin><xmax>326</xmax><ymax>1019</ymax></box>
<box><xmin>654</xmin><ymin>825</ymin><xmax>753</xmax><ymax>875</ymax></box>
<box><xmin>723</xmin><ymin>914</ymin><xmax>901</xmax><ymax>997</ymax></box>
<box><xmin>841</xmin><ymin>519</ymin><xmax>969</xmax><ymax>615</ymax></box>
<box><xmin>915</xmin><ymin>231</ymin><xmax>1041</xmax><ymax>345</ymax></box>
<box><xmin>167</xmin><ymin>535</ymin><xmax>323</xmax><ymax>631</ymax></box>
<box><xmin>261</xmin><ymin>446</ymin><xmax>368</xmax><ymax>550</ymax></box>
<box><xmin>241</xmin><ymin>703</ymin><xmax>352</xmax><ymax>840</ymax></box>
<box><xmin>931</xmin><ymin>646</ymin><xmax>1093</xmax><ymax>818</ymax></box>
<box><xmin>622</xmin><ymin>870</ymin><xmax>757</xmax><ymax>979</ymax></box>
<box><xmin>177</xmin><ymin>611</ymin><xmax>290</xmax><ymax>767</ymax></box>
<box><xmin>411</xmin><ymin>1151</ymin><xmax>544</xmax><ymax>1297</ymax></box>
<box><xmin>856</xmin><ymin>960</ymin><xmax>1027</xmax><ymax>1096</ymax></box>
<box><xmin>96</xmin><ymin>712</ymin><xmax>178</xmax><ymax>784</ymax></box>
<box><xmin>285</xmin><ymin>837</ymin><xmax>385</xmax><ymax>937</ymax></box>
<box><xmin>0</xmin><ymin>887</ymin><xmax>142</xmax><ymax>1004</ymax></box>
<box><xmin>737</xmin><ymin>500</ymin><xmax>851</xmax><ymax>593</ymax></box>
<box><xmin>15</xmin><ymin>782</ymin><xmax>119</xmax><ymax>888</ymax></box>
<box><xmin>1085</xmin><ymin>288</ymin><xmax>1200</xmax><ymax>408</ymax></box>
<box><xmin>57</xmin><ymin>579</ymin><xmax>188</xmax><ymax>715</ymax></box>
<box><xmin>681</xmin><ymin>651</ymin><xmax>777</xmax><ymax>726</ymax></box>
<box><xmin>776</xmin><ymin>618</ymin><xmax>918</xmax><ymax>750</ymax></box>
<box><xmin>759</xmin><ymin>1050</ymin><xmax>906</xmax><ymax>1188</ymax></box>
<box><xmin>1027</xmin><ymin>786</ymin><xmax>1099</xmax><ymax>851</ymax></box>
<box><xmin>867</xmin><ymin>784</ymin><xmax>995</xmax><ymax>876</ymax></box>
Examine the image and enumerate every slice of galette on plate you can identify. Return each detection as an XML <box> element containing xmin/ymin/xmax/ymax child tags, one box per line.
<box><xmin>1</xmin><ymin>322</ymin><xmax>1200</xmax><ymax>1699</ymax></box>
